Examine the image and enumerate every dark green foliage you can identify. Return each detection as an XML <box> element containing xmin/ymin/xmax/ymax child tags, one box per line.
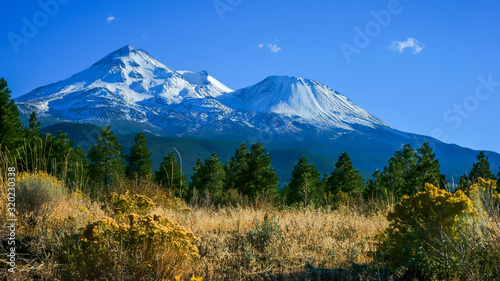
<box><xmin>372</xmin><ymin>143</ymin><xmax>441</xmax><ymax>198</ymax></box>
<box><xmin>237</xmin><ymin>142</ymin><xmax>279</xmax><ymax>200</ymax></box>
<box><xmin>48</xmin><ymin>131</ymin><xmax>88</xmax><ymax>185</ymax></box>
<box><xmin>87</xmin><ymin>126</ymin><xmax>125</xmax><ymax>188</ymax></box>
<box><xmin>282</xmin><ymin>155</ymin><xmax>322</xmax><ymax>206</ymax></box>
<box><xmin>366</xmin><ymin>169</ymin><xmax>385</xmax><ymax>199</ymax></box>
<box><xmin>224</xmin><ymin>143</ymin><xmax>250</xmax><ymax>191</ymax></box>
<box><xmin>0</xmin><ymin>78</ymin><xmax>24</xmax><ymax>151</ymax></box>
<box><xmin>125</xmin><ymin>132</ymin><xmax>153</xmax><ymax>180</ymax></box>
<box><xmin>25</xmin><ymin>111</ymin><xmax>41</xmax><ymax>141</ymax></box>
<box><xmin>155</xmin><ymin>151</ymin><xmax>187</xmax><ymax>198</ymax></box>
<box><xmin>469</xmin><ymin>151</ymin><xmax>497</xmax><ymax>181</ymax></box>
<box><xmin>189</xmin><ymin>152</ymin><xmax>225</xmax><ymax>202</ymax></box>
<box><xmin>415</xmin><ymin>142</ymin><xmax>441</xmax><ymax>187</ymax></box>
<box><xmin>459</xmin><ymin>151</ymin><xmax>497</xmax><ymax>190</ymax></box>
<box><xmin>326</xmin><ymin>152</ymin><xmax>365</xmax><ymax>195</ymax></box>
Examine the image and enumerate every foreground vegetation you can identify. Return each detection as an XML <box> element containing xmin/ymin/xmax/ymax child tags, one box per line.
<box><xmin>1</xmin><ymin>172</ymin><xmax>500</xmax><ymax>280</ymax></box>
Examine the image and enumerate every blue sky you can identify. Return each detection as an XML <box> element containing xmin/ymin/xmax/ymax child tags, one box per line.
<box><xmin>1</xmin><ymin>0</ymin><xmax>499</xmax><ymax>153</ymax></box>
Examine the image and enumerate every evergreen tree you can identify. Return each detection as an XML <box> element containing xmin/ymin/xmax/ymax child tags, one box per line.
<box><xmin>87</xmin><ymin>126</ymin><xmax>125</xmax><ymax>188</ymax></box>
<box><xmin>415</xmin><ymin>142</ymin><xmax>441</xmax><ymax>187</ymax></box>
<box><xmin>125</xmin><ymin>132</ymin><xmax>153</xmax><ymax>180</ymax></box>
<box><xmin>469</xmin><ymin>151</ymin><xmax>497</xmax><ymax>181</ymax></box>
<box><xmin>0</xmin><ymin>78</ymin><xmax>24</xmax><ymax>151</ymax></box>
<box><xmin>282</xmin><ymin>155</ymin><xmax>322</xmax><ymax>206</ymax></box>
<box><xmin>224</xmin><ymin>143</ymin><xmax>250</xmax><ymax>191</ymax></box>
<box><xmin>25</xmin><ymin>111</ymin><xmax>41</xmax><ymax>141</ymax></box>
<box><xmin>155</xmin><ymin>151</ymin><xmax>187</xmax><ymax>198</ymax></box>
<box><xmin>326</xmin><ymin>152</ymin><xmax>365</xmax><ymax>195</ymax></box>
<box><xmin>238</xmin><ymin>142</ymin><xmax>279</xmax><ymax>200</ymax></box>
<box><xmin>189</xmin><ymin>153</ymin><xmax>225</xmax><ymax>202</ymax></box>
<box><xmin>366</xmin><ymin>169</ymin><xmax>385</xmax><ymax>199</ymax></box>
<box><xmin>459</xmin><ymin>151</ymin><xmax>497</xmax><ymax>189</ymax></box>
<box><xmin>49</xmin><ymin>131</ymin><xmax>88</xmax><ymax>184</ymax></box>
<box><xmin>375</xmin><ymin>144</ymin><xmax>418</xmax><ymax>197</ymax></box>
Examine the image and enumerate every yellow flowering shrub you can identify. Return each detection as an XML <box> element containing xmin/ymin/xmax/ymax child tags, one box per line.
<box><xmin>377</xmin><ymin>183</ymin><xmax>478</xmax><ymax>275</ymax></box>
<box><xmin>105</xmin><ymin>192</ymin><xmax>156</xmax><ymax>216</ymax></box>
<box><xmin>60</xmin><ymin>213</ymin><xmax>200</xmax><ymax>280</ymax></box>
<box><xmin>467</xmin><ymin>178</ymin><xmax>499</xmax><ymax>218</ymax></box>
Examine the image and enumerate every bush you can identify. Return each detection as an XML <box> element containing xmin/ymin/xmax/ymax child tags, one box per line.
<box><xmin>59</xmin><ymin>213</ymin><xmax>200</xmax><ymax>280</ymax></box>
<box><xmin>105</xmin><ymin>192</ymin><xmax>156</xmax><ymax>216</ymax></box>
<box><xmin>16</xmin><ymin>171</ymin><xmax>66</xmax><ymax>226</ymax></box>
<box><xmin>246</xmin><ymin>213</ymin><xmax>282</xmax><ymax>253</ymax></box>
<box><xmin>377</xmin><ymin>183</ymin><xmax>478</xmax><ymax>279</ymax></box>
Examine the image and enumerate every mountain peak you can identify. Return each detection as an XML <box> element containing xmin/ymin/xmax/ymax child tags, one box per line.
<box><xmin>220</xmin><ymin>75</ymin><xmax>390</xmax><ymax>129</ymax></box>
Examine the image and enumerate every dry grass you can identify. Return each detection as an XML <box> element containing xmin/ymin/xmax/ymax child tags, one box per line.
<box><xmin>157</xmin><ymin>204</ymin><xmax>389</xmax><ymax>280</ymax></box>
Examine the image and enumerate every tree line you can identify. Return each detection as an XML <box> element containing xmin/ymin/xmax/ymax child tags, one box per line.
<box><xmin>1</xmin><ymin>77</ymin><xmax>499</xmax><ymax>205</ymax></box>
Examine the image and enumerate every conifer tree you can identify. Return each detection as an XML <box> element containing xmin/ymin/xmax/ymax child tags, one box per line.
<box><xmin>469</xmin><ymin>151</ymin><xmax>496</xmax><ymax>181</ymax></box>
<box><xmin>282</xmin><ymin>155</ymin><xmax>322</xmax><ymax>206</ymax></box>
<box><xmin>459</xmin><ymin>151</ymin><xmax>497</xmax><ymax>189</ymax></box>
<box><xmin>224</xmin><ymin>142</ymin><xmax>250</xmax><ymax>191</ymax></box>
<box><xmin>238</xmin><ymin>142</ymin><xmax>279</xmax><ymax>199</ymax></box>
<box><xmin>125</xmin><ymin>132</ymin><xmax>153</xmax><ymax>180</ymax></box>
<box><xmin>155</xmin><ymin>151</ymin><xmax>187</xmax><ymax>198</ymax></box>
<box><xmin>25</xmin><ymin>111</ymin><xmax>41</xmax><ymax>141</ymax></box>
<box><xmin>88</xmin><ymin>126</ymin><xmax>125</xmax><ymax>188</ymax></box>
<box><xmin>189</xmin><ymin>152</ymin><xmax>225</xmax><ymax>202</ymax></box>
<box><xmin>0</xmin><ymin>78</ymin><xmax>24</xmax><ymax>151</ymax></box>
<box><xmin>326</xmin><ymin>152</ymin><xmax>365</xmax><ymax>195</ymax></box>
<box><xmin>49</xmin><ymin>131</ymin><xmax>88</xmax><ymax>183</ymax></box>
<box><xmin>415</xmin><ymin>142</ymin><xmax>441</xmax><ymax>188</ymax></box>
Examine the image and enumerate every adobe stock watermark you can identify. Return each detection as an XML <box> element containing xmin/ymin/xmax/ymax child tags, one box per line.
<box><xmin>213</xmin><ymin>0</ymin><xmax>243</xmax><ymax>21</ymax></box>
<box><xmin>432</xmin><ymin>74</ymin><xmax>500</xmax><ymax>142</ymax></box>
<box><xmin>339</xmin><ymin>0</ymin><xmax>407</xmax><ymax>63</ymax></box>
<box><xmin>7</xmin><ymin>0</ymin><xmax>70</xmax><ymax>54</ymax></box>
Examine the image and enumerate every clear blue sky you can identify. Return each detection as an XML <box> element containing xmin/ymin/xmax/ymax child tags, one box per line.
<box><xmin>1</xmin><ymin>0</ymin><xmax>499</xmax><ymax>153</ymax></box>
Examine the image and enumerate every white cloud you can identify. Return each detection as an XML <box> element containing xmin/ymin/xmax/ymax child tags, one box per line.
<box><xmin>258</xmin><ymin>43</ymin><xmax>264</xmax><ymax>48</ymax></box>
<box><xmin>142</xmin><ymin>35</ymin><xmax>149</xmax><ymax>40</ymax></box>
<box><xmin>389</xmin><ymin>38</ymin><xmax>424</xmax><ymax>54</ymax></box>
<box><xmin>268</xmin><ymin>42</ymin><xmax>281</xmax><ymax>53</ymax></box>
<box><xmin>106</xmin><ymin>14</ymin><xmax>116</xmax><ymax>23</ymax></box>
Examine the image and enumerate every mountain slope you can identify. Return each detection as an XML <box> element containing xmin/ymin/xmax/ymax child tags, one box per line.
<box><xmin>15</xmin><ymin>45</ymin><xmax>392</xmax><ymax>137</ymax></box>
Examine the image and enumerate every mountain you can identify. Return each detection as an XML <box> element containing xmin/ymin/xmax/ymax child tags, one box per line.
<box><xmin>15</xmin><ymin>45</ymin><xmax>500</xmax><ymax>182</ymax></box>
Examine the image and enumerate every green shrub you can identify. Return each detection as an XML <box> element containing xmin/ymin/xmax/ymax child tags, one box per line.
<box><xmin>246</xmin><ymin>213</ymin><xmax>282</xmax><ymax>253</ymax></box>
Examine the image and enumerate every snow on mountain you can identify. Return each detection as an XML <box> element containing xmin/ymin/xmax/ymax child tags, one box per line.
<box><xmin>15</xmin><ymin>45</ymin><xmax>393</xmax><ymax>137</ymax></box>
<box><xmin>178</xmin><ymin>70</ymin><xmax>233</xmax><ymax>94</ymax></box>
<box><xmin>218</xmin><ymin>75</ymin><xmax>392</xmax><ymax>130</ymax></box>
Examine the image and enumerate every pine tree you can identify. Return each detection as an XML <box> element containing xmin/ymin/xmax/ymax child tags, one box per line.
<box><xmin>366</xmin><ymin>169</ymin><xmax>386</xmax><ymax>199</ymax></box>
<box><xmin>224</xmin><ymin>143</ymin><xmax>250</xmax><ymax>191</ymax></box>
<box><xmin>49</xmin><ymin>131</ymin><xmax>88</xmax><ymax>184</ymax></box>
<box><xmin>326</xmin><ymin>152</ymin><xmax>365</xmax><ymax>195</ymax></box>
<box><xmin>238</xmin><ymin>142</ymin><xmax>279</xmax><ymax>200</ymax></box>
<box><xmin>0</xmin><ymin>78</ymin><xmax>24</xmax><ymax>151</ymax></box>
<box><xmin>469</xmin><ymin>151</ymin><xmax>496</xmax><ymax>181</ymax></box>
<box><xmin>189</xmin><ymin>153</ymin><xmax>225</xmax><ymax>202</ymax></box>
<box><xmin>375</xmin><ymin>144</ymin><xmax>418</xmax><ymax>197</ymax></box>
<box><xmin>87</xmin><ymin>126</ymin><xmax>125</xmax><ymax>188</ymax></box>
<box><xmin>282</xmin><ymin>155</ymin><xmax>322</xmax><ymax>206</ymax></box>
<box><xmin>415</xmin><ymin>142</ymin><xmax>441</xmax><ymax>188</ymax></box>
<box><xmin>155</xmin><ymin>151</ymin><xmax>187</xmax><ymax>198</ymax></box>
<box><xmin>125</xmin><ymin>132</ymin><xmax>153</xmax><ymax>180</ymax></box>
<box><xmin>25</xmin><ymin>111</ymin><xmax>41</xmax><ymax>141</ymax></box>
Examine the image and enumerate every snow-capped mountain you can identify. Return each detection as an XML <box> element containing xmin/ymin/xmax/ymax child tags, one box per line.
<box><xmin>15</xmin><ymin>45</ymin><xmax>500</xmax><ymax>181</ymax></box>
<box><xmin>15</xmin><ymin>45</ymin><xmax>392</xmax><ymax>138</ymax></box>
